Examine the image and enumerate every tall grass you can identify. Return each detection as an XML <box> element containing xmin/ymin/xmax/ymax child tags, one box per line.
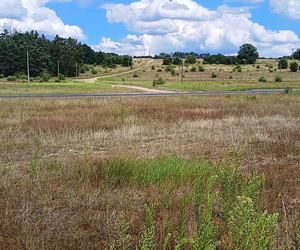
<box><xmin>104</xmin><ymin>156</ymin><xmax>279</xmax><ymax>249</ymax></box>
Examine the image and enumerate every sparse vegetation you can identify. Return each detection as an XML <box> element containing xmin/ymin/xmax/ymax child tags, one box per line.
<box><xmin>275</xmin><ymin>75</ymin><xmax>283</xmax><ymax>82</ymax></box>
<box><xmin>259</xmin><ymin>76</ymin><xmax>267</xmax><ymax>82</ymax></box>
<box><xmin>0</xmin><ymin>95</ymin><xmax>299</xmax><ymax>249</ymax></box>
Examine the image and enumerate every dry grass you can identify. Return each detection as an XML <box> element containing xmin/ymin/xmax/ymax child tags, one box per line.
<box><xmin>1</xmin><ymin>94</ymin><xmax>299</xmax><ymax>248</ymax></box>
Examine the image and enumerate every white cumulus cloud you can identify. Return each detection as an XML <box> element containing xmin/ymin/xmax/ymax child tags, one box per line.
<box><xmin>270</xmin><ymin>0</ymin><xmax>300</xmax><ymax>20</ymax></box>
<box><xmin>95</xmin><ymin>0</ymin><xmax>299</xmax><ymax>57</ymax></box>
<box><xmin>0</xmin><ymin>0</ymin><xmax>85</xmax><ymax>39</ymax></box>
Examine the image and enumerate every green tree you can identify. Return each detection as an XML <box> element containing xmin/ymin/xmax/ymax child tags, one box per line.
<box><xmin>292</xmin><ymin>49</ymin><xmax>300</xmax><ymax>60</ymax></box>
<box><xmin>162</xmin><ymin>56</ymin><xmax>172</xmax><ymax>65</ymax></box>
<box><xmin>237</xmin><ymin>44</ymin><xmax>259</xmax><ymax>64</ymax></box>
<box><xmin>278</xmin><ymin>59</ymin><xmax>288</xmax><ymax>69</ymax></box>
<box><xmin>172</xmin><ymin>56</ymin><xmax>182</xmax><ymax>65</ymax></box>
<box><xmin>186</xmin><ymin>55</ymin><xmax>197</xmax><ymax>64</ymax></box>
<box><xmin>290</xmin><ymin>62</ymin><xmax>299</xmax><ymax>72</ymax></box>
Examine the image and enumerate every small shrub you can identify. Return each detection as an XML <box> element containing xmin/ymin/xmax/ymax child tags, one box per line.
<box><xmin>152</xmin><ymin>76</ymin><xmax>165</xmax><ymax>86</ymax></box>
<box><xmin>165</xmin><ymin>65</ymin><xmax>174</xmax><ymax>73</ymax></box>
<box><xmin>133</xmin><ymin>73</ymin><xmax>138</xmax><ymax>78</ymax></box>
<box><xmin>171</xmin><ymin>69</ymin><xmax>176</xmax><ymax>76</ymax></box>
<box><xmin>233</xmin><ymin>65</ymin><xmax>242</xmax><ymax>72</ymax></box>
<box><xmin>14</xmin><ymin>72</ymin><xmax>27</xmax><ymax>80</ymax></box>
<box><xmin>229</xmin><ymin>75</ymin><xmax>233</xmax><ymax>79</ymax></box>
<box><xmin>211</xmin><ymin>72</ymin><xmax>217</xmax><ymax>78</ymax></box>
<box><xmin>278</xmin><ymin>59</ymin><xmax>288</xmax><ymax>69</ymax></box>
<box><xmin>0</xmin><ymin>74</ymin><xmax>4</xmax><ymax>79</ymax></box>
<box><xmin>256</xmin><ymin>65</ymin><xmax>260</xmax><ymax>69</ymax></box>
<box><xmin>157</xmin><ymin>69</ymin><xmax>162</xmax><ymax>72</ymax></box>
<box><xmin>151</xmin><ymin>65</ymin><xmax>155</xmax><ymax>70</ymax></box>
<box><xmin>7</xmin><ymin>76</ymin><xmax>17</xmax><ymax>81</ymax></box>
<box><xmin>284</xmin><ymin>87</ymin><xmax>293</xmax><ymax>94</ymax></box>
<box><xmin>228</xmin><ymin>196</ymin><xmax>278</xmax><ymax>250</ymax></box>
<box><xmin>258</xmin><ymin>76</ymin><xmax>267</xmax><ymax>82</ymax></box>
<box><xmin>265</xmin><ymin>63</ymin><xmax>273</xmax><ymax>69</ymax></box>
<box><xmin>191</xmin><ymin>66</ymin><xmax>197</xmax><ymax>72</ymax></box>
<box><xmin>91</xmin><ymin>68</ymin><xmax>97</xmax><ymax>74</ymax></box>
<box><xmin>290</xmin><ymin>62</ymin><xmax>299</xmax><ymax>72</ymax></box>
<box><xmin>39</xmin><ymin>71</ymin><xmax>51</xmax><ymax>82</ymax></box>
<box><xmin>58</xmin><ymin>74</ymin><xmax>65</xmax><ymax>81</ymax></box>
<box><xmin>275</xmin><ymin>75</ymin><xmax>283</xmax><ymax>82</ymax></box>
<box><xmin>198</xmin><ymin>65</ymin><xmax>205</xmax><ymax>72</ymax></box>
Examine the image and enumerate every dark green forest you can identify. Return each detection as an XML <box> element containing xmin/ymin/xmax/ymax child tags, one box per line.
<box><xmin>0</xmin><ymin>30</ymin><xmax>132</xmax><ymax>77</ymax></box>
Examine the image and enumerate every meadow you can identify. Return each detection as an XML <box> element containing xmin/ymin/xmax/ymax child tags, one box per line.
<box><xmin>1</xmin><ymin>93</ymin><xmax>299</xmax><ymax>249</ymax></box>
<box><xmin>105</xmin><ymin>59</ymin><xmax>300</xmax><ymax>92</ymax></box>
<box><xmin>0</xmin><ymin>59</ymin><xmax>300</xmax><ymax>95</ymax></box>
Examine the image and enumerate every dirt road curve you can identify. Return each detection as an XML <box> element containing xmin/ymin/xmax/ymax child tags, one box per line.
<box><xmin>80</xmin><ymin>60</ymin><xmax>154</xmax><ymax>83</ymax></box>
<box><xmin>112</xmin><ymin>84</ymin><xmax>177</xmax><ymax>93</ymax></box>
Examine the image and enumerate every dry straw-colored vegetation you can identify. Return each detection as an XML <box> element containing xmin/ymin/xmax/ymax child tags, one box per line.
<box><xmin>1</xmin><ymin>93</ymin><xmax>299</xmax><ymax>249</ymax></box>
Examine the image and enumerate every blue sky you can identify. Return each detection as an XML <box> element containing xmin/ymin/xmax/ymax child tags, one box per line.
<box><xmin>1</xmin><ymin>0</ymin><xmax>300</xmax><ymax>57</ymax></box>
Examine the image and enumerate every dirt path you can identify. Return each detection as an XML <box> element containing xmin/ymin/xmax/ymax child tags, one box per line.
<box><xmin>79</xmin><ymin>60</ymin><xmax>154</xmax><ymax>83</ymax></box>
<box><xmin>112</xmin><ymin>85</ymin><xmax>177</xmax><ymax>93</ymax></box>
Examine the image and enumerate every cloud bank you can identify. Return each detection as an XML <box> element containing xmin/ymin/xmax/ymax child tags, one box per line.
<box><xmin>0</xmin><ymin>0</ymin><xmax>85</xmax><ymax>39</ymax></box>
<box><xmin>95</xmin><ymin>0</ymin><xmax>299</xmax><ymax>57</ymax></box>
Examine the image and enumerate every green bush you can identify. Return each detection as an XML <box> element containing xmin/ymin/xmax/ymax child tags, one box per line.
<box><xmin>152</xmin><ymin>76</ymin><xmax>165</xmax><ymax>86</ymax></box>
<box><xmin>198</xmin><ymin>65</ymin><xmax>205</xmax><ymax>72</ymax></box>
<box><xmin>211</xmin><ymin>72</ymin><xmax>217</xmax><ymax>78</ymax></box>
<box><xmin>14</xmin><ymin>72</ymin><xmax>27</xmax><ymax>80</ymax></box>
<box><xmin>151</xmin><ymin>65</ymin><xmax>155</xmax><ymax>70</ymax></box>
<box><xmin>278</xmin><ymin>59</ymin><xmax>288</xmax><ymax>69</ymax></box>
<box><xmin>156</xmin><ymin>68</ymin><xmax>162</xmax><ymax>72</ymax></box>
<box><xmin>133</xmin><ymin>73</ymin><xmax>138</xmax><ymax>78</ymax></box>
<box><xmin>275</xmin><ymin>75</ymin><xmax>283</xmax><ymax>82</ymax></box>
<box><xmin>58</xmin><ymin>74</ymin><xmax>65</xmax><ymax>81</ymax></box>
<box><xmin>0</xmin><ymin>74</ymin><xmax>4</xmax><ymax>79</ymax></box>
<box><xmin>191</xmin><ymin>66</ymin><xmax>197</xmax><ymax>72</ymax></box>
<box><xmin>233</xmin><ymin>65</ymin><xmax>242</xmax><ymax>72</ymax></box>
<box><xmin>290</xmin><ymin>62</ymin><xmax>299</xmax><ymax>72</ymax></box>
<box><xmin>7</xmin><ymin>76</ymin><xmax>17</xmax><ymax>81</ymax></box>
<box><xmin>259</xmin><ymin>76</ymin><xmax>267</xmax><ymax>82</ymax></box>
<box><xmin>91</xmin><ymin>68</ymin><xmax>97</xmax><ymax>74</ymax></box>
<box><xmin>39</xmin><ymin>71</ymin><xmax>51</xmax><ymax>82</ymax></box>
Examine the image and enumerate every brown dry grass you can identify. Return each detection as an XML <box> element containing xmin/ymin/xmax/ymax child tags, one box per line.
<box><xmin>1</xmin><ymin>94</ymin><xmax>299</xmax><ymax>249</ymax></box>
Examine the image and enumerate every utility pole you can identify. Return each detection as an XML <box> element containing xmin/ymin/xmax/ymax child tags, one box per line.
<box><xmin>57</xmin><ymin>60</ymin><xmax>60</xmax><ymax>77</ymax></box>
<box><xmin>181</xmin><ymin>58</ymin><xmax>184</xmax><ymax>84</ymax></box>
<box><xmin>75</xmin><ymin>61</ymin><xmax>78</xmax><ymax>77</ymax></box>
<box><xmin>27</xmin><ymin>50</ymin><xmax>30</xmax><ymax>84</ymax></box>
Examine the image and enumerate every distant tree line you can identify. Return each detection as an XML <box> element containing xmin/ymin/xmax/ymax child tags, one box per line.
<box><xmin>0</xmin><ymin>30</ymin><xmax>132</xmax><ymax>77</ymax></box>
<box><xmin>158</xmin><ymin>44</ymin><xmax>260</xmax><ymax>65</ymax></box>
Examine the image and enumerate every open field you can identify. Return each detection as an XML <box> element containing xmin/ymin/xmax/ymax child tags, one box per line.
<box><xmin>102</xmin><ymin>59</ymin><xmax>300</xmax><ymax>92</ymax></box>
<box><xmin>0</xmin><ymin>81</ymin><xmax>141</xmax><ymax>95</ymax></box>
<box><xmin>1</xmin><ymin>93</ymin><xmax>300</xmax><ymax>249</ymax></box>
<box><xmin>0</xmin><ymin>59</ymin><xmax>299</xmax><ymax>96</ymax></box>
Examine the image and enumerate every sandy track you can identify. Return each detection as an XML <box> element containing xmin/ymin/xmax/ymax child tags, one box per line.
<box><xmin>79</xmin><ymin>60</ymin><xmax>154</xmax><ymax>83</ymax></box>
<box><xmin>112</xmin><ymin>84</ymin><xmax>177</xmax><ymax>93</ymax></box>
